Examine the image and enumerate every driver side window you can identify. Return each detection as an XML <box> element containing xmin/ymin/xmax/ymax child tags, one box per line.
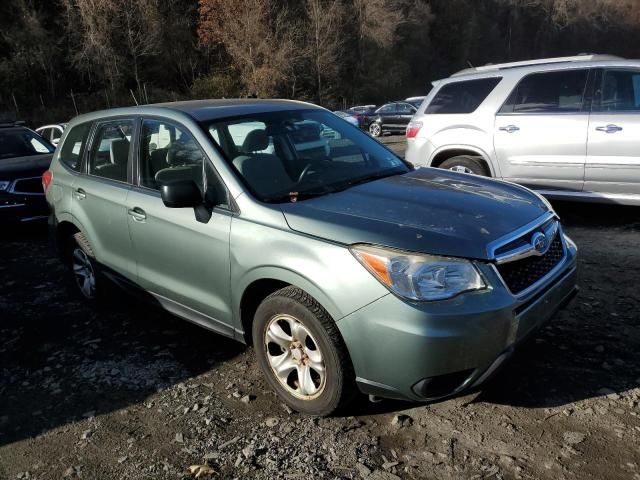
<box><xmin>139</xmin><ymin>119</ymin><xmax>204</xmax><ymax>191</ymax></box>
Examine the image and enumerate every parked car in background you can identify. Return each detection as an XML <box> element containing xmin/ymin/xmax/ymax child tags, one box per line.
<box><xmin>46</xmin><ymin>99</ymin><xmax>577</xmax><ymax>415</ymax></box>
<box><xmin>333</xmin><ymin>110</ymin><xmax>360</xmax><ymax>127</ymax></box>
<box><xmin>347</xmin><ymin>105</ymin><xmax>376</xmax><ymax>114</ymax></box>
<box><xmin>405</xmin><ymin>96</ymin><xmax>427</xmax><ymax>108</ymax></box>
<box><xmin>406</xmin><ymin>54</ymin><xmax>640</xmax><ymax>205</ymax></box>
<box><xmin>342</xmin><ymin>106</ymin><xmax>377</xmax><ymax>128</ymax></box>
<box><xmin>363</xmin><ymin>101</ymin><xmax>417</xmax><ymax>137</ymax></box>
<box><xmin>36</xmin><ymin>123</ymin><xmax>67</xmax><ymax>146</ymax></box>
<box><xmin>0</xmin><ymin>122</ymin><xmax>55</xmax><ymax>222</ymax></box>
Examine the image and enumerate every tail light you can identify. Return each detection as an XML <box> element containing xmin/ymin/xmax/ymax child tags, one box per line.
<box><xmin>406</xmin><ymin>121</ymin><xmax>423</xmax><ymax>139</ymax></box>
<box><xmin>42</xmin><ymin>170</ymin><xmax>53</xmax><ymax>192</ymax></box>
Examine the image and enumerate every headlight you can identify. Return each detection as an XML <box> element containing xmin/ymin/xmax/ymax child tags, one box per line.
<box><xmin>351</xmin><ymin>244</ymin><xmax>486</xmax><ymax>301</ymax></box>
<box><xmin>0</xmin><ymin>181</ymin><xmax>10</xmax><ymax>191</ymax></box>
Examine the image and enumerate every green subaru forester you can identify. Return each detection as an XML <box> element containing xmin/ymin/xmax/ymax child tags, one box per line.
<box><xmin>44</xmin><ymin>99</ymin><xmax>578</xmax><ymax>415</ymax></box>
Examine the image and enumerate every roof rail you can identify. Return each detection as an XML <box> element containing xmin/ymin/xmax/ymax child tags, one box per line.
<box><xmin>451</xmin><ymin>54</ymin><xmax>624</xmax><ymax>77</ymax></box>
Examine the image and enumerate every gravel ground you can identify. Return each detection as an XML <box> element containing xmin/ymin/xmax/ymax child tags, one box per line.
<box><xmin>1</xmin><ymin>139</ymin><xmax>639</xmax><ymax>479</ymax></box>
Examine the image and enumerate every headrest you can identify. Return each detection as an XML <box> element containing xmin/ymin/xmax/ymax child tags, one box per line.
<box><xmin>109</xmin><ymin>139</ymin><xmax>130</xmax><ymax>165</ymax></box>
<box><xmin>242</xmin><ymin>129</ymin><xmax>269</xmax><ymax>152</ymax></box>
<box><xmin>167</xmin><ymin>140</ymin><xmax>202</xmax><ymax>165</ymax></box>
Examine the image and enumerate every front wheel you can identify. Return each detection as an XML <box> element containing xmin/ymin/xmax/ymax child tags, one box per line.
<box><xmin>253</xmin><ymin>286</ymin><xmax>355</xmax><ymax>416</ymax></box>
<box><xmin>439</xmin><ymin>155</ymin><xmax>490</xmax><ymax>176</ymax></box>
<box><xmin>368</xmin><ymin>122</ymin><xmax>382</xmax><ymax>137</ymax></box>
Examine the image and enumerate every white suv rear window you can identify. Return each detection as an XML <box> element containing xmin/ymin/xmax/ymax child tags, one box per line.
<box><xmin>426</xmin><ymin>77</ymin><xmax>502</xmax><ymax>114</ymax></box>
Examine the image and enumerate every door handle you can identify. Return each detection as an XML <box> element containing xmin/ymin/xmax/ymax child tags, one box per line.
<box><xmin>595</xmin><ymin>124</ymin><xmax>623</xmax><ymax>133</ymax></box>
<box><xmin>127</xmin><ymin>207</ymin><xmax>146</xmax><ymax>222</ymax></box>
<box><xmin>499</xmin><ymin>125</ymin><xmax>520</xmax><ymax>133</ymax></box>
<box><xmin>73</xmin><ymin>188</ymin><xmax>86</xmax><ymax>200</ymax></box>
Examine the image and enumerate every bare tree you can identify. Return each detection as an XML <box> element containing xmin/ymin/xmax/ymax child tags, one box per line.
<box><xmin>304</xmin><ymin>0</ymin><xmax>344</xmax><ymax>103</ymax></box>
<box><xmin>61</xmin><ymin>0</ymin><xmax>162</xmax><ymax>96</ymax></box>
<box><xmin>198</xmin><ymin>0</ymin><xmax>299</xmax><ymax>97</ymax></box>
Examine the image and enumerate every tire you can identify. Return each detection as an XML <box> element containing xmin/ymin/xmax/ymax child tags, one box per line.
<box><xmin>65</xmin><ymin>232</ymin><xmax>105</xmax><ymax>303</ymax></box>
<box><xmin>439</xmin><ymin>155</ymin><xmax>490</xmax><ymax>176</ymax></box>
<box><xmin>368</xmin><ymin>122</ymin><xmax>382</xmax><ymax>137</ymax></box>
<box><xmin>253</xmin><ymin>286</ymin><xmax>356</xmax><ymax>416</ymax></box>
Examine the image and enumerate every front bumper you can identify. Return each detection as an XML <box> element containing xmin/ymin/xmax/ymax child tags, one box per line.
<box><xmin>337</xmin><ymin>240</ymin><xmax>578</xmax><ymax>402</ymax></box>
<box><xmin>0</xmin><ymin>192</ymin><xmax>49</xmax><ymax>223</ymax></box>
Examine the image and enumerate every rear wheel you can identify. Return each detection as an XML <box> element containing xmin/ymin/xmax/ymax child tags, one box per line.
<box><xmin>66</xmin><ymin>233</ymin><xmax>105</xmax><ymax>302</ymax></box>
<box><xmin>439</xmin><ymin>155</ymin><xmax>490</xmax><ymax>176</ymax></box>
<box><xmin>253</xmin><ymin>286</ymin><xmax>355</xmax><ymax>416</ymax></box>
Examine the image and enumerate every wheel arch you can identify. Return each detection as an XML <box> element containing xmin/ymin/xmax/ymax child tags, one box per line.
<box><xmin>429</xmin><ymin>146</ymin><xmax>497</xmax><ymax>177</ymax></box>
<box><xmin>54</xmin><ymin>216</ymin><xmax>82</xmax><ymax>262</ymax></box>
<box><xmin>236</xmin><ymin>268</ymin><xmax>343</xmax><ymax>346</ymax></box>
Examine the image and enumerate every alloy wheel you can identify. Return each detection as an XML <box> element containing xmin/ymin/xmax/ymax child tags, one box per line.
<box><xmin>369</xmin><ymin>123</ymin><xmax>381</xmax><ymax>137</ymax></box>
<box><xmin>264</xmin><ymin>314</ymin><xmax>326</xmax><ymax>400</ymax></box>
<box><xmin>449</xmin><ymin>165</ymin><xmax>474</xmax><ymax>174</ymax></box>
<box><xmin>72</xmin><ymin>247</ymin><xmax>96</xmax><ymax>299</ymax></box>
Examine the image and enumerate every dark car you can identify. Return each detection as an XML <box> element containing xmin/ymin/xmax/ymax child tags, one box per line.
<box><xmin>0</xmin><ymin>124</ymin><xmax>55</xmax><ymax>222</ymax></box>
<box><xmin>363</xmin><ymin>101</ymin><xmax>417</xmax><ymax>137</ymax></box>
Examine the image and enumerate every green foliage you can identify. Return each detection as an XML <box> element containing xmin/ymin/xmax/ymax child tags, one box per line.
<box><xmin>191</xmin><ymin>72</ymin><xmax>243</xmax><ymax>99</ymax></box>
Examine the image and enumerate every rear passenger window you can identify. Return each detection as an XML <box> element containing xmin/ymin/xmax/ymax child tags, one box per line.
<box><xmin>426</xmin><ymin>78</ymin><xmax>502</xmax><ymax>114</ymax></box>
<box><xmin>500</xmin><ymin>69</ymin><xmax>588</xmax><ymax>114</ymax></box>
<box><xmin>88</xmin><ymin>120</ymin><xmax>133</xmax><ymax>182</ymax></box>
<box><xmin>59</xmin><ymin>122</ymin><xmax>91</xmax><ymax>171</ymax></box>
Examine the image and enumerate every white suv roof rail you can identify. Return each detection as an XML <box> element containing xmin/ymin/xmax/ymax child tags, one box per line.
<box><xmin>451</xmin><ymin>54</ymin><xmax>624</xmax><ymax>77</ymax></box>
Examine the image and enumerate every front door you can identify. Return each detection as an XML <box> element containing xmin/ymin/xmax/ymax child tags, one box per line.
<box><xmin>127</xmin><ymin>118</ymin><xmax>234</xmax><ymax>333</ymax></box>
<box><xmin>586</xmin><ymin>68</ymin><xmax>640</xmax><ymax>197</ymax></box>
<box><xmin>494</xmin><ymin>68</ymin><xmax>590</xmax><ymax>191</ymax></box>
<box><xmin>72</xmin><ymin>119</ymin><xmax>137</xmax><ymax>281</ymax></box>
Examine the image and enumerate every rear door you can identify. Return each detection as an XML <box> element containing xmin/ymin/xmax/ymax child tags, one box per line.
<box><xmin>376</xmin><ymin>103</ymin><xmax>397</xmax><ymax>127</ymax></box>
<box><xmin>494</xmin><ymin>69</ymin><xmax>591</xmax><ymax>191</ymax></box>
<box><xmin>586</xmin><ymin>68</ymin><xmax>640</xmax><ymax>196</ymax></box>
<box><xmin>126</xmin><ymin>117</ymin><xmax>234</xmax><ymax>333</ymax></box>
<box><xmin>72</xmin><ymin>119</ymin><xmax>137</xmax><ymax>281</ymax></box>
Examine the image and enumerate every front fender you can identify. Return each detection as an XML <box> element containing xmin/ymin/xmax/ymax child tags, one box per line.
<box><xmin>230</xmin><ymin>220</ymin><xmax>389</xmax><ymax>336</ymax></box>
<box><xmin>234</xmin><ymin>266</ymin><xmax>343</xmax><ymax>327</ymax></box>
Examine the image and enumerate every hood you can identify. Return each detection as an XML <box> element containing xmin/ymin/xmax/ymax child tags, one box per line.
<box><xmin>281</xmin><ymin>168</ymin><xmax>550</xmax><ymax>260</ymax></box>
<box><xmin>0</xmin><ymin>154</ymin><xmax>53</xmax><ymax>180</ymax></box>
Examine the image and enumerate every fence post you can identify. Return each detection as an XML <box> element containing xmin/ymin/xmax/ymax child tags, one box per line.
<box><xmin>70</xmin><ymin>90</ymin><xmax>79</xmax><ymax>115</ymax></box>
<box><xmin>11</xmin><ymin>92</ymin><xmax>19</xmax><ymax>115</ymax></box>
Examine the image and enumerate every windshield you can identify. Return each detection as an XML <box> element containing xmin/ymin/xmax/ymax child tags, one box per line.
<box><xmin>0</xmin><ymin>129</ymin><xmax>55</xmax><ymax>159</ymax></box>
<box><xmin>204</xmin><ymin>109</ymin><xmax>409</xmax><ymax>203</ymax></box>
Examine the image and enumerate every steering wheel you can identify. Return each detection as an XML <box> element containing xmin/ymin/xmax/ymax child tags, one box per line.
<box><xmin>297</xmin><ymin>157</ymin><xmax>333</xmax><ymax>183</ymax></box>
<box><xmin>297</xmin><ymin>163</ymin><xmax>313</xmax><ymax>183</ymax></box>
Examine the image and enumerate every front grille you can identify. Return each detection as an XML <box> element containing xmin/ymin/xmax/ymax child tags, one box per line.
<box><xmin>11</xmin><ymin>177</ymin><xmax>43</xmax><ymax>194</ymax></box>
<box><xmin>496</xmin><ymin>233</ymin><xmax>564</xmax><ymax>294</ymax></box>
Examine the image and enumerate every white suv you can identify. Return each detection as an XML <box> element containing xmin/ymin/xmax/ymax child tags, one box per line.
<box><xmin>406</xmin><ymin>54</ymin><xmax>640</xmax><ymax>206</ymax></box>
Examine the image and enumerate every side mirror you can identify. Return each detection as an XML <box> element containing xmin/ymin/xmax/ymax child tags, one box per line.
<box><xmin>160</xmin><ymin>180</ymin><xmax>202</xmax><ymax>208</ymax></box>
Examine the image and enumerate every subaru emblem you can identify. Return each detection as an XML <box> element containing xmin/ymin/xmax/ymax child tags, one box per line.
<box><xmin>531</xmin><ymin>232</ymin><xmax>548</xmax><ymax>254</ymax></box>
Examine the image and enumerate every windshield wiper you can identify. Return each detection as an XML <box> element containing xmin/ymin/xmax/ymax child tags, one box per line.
<box><xmin>335</xmin><ymin>168</ymin><xmax>405</xmax><ymax>191</ymax></box>
<box><xmin>262</xmin><ymin>190</ymin><xmax>331</xmax><ymax>203</ymax></box>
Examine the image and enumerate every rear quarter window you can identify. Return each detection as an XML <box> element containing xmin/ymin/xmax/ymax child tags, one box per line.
<box><xmin>426</xmin><ymin>77</ymin><xmax>502</xmax><ymax>114</ymax></box>
<box><xmin>59</xmin><ymin>122</ymin><xmax>92</xmax><ymax>171</ymax></box>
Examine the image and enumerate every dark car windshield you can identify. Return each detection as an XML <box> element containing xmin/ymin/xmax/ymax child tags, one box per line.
<box><xmin>0</xmin><ymin>128</ymin><xmax>55</xmax><ymax>160</ymax></box>
<box><xmin>203</xmin><ymin>109</ymin><xmax>409</xmax><ymax>203</ymax></box>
